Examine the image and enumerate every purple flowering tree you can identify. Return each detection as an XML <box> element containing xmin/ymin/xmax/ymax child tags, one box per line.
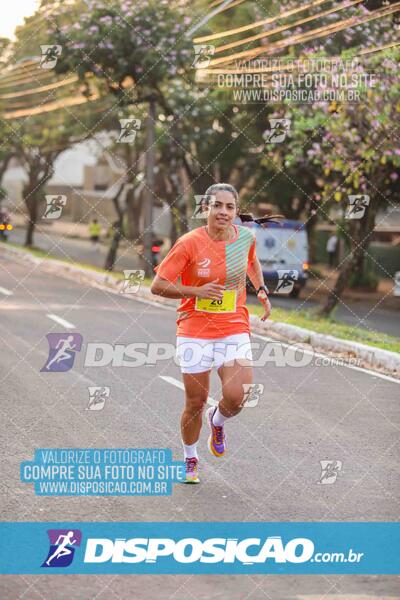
<box><xmin>264</xmin><ymin>40</ymin><xmax>399</xmax><ymax>314</ymax></box>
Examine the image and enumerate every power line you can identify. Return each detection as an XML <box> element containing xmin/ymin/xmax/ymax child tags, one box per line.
<box><xmin>213</xmin><ymin>0</ymin><xmax>364</xmax><ymax>55</ymax></box>
<box><xmin>194</xmin><ymin>0</ymin><xmax>330</xmax><ymax>42</ymax></box>
<box><xmin>202</xmin><ymin>2</ymin><xmax>400</xmax><ymax>68</ymax></box>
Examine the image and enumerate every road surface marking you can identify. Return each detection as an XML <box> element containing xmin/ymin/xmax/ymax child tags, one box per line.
<box><xmin>251</xmin><ymin>333</ymin><xmax>400</xmax><ymax>385</ymax></box>
<box><xmin>0</xmin><ymin>286</ymin><xmax>13</xmax><ymax>296</ymax></box>
<box><xmin>46</xmin><ymin>314</ymin><xmax>76</xmax><ymax>329</ymax></box>
<box><xmin>159</xmin><ymin>375</ymin><xmax>217</xmax><ymax>406</ymax></box>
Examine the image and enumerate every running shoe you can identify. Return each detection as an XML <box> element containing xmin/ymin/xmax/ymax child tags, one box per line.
<box><xmin>184</xmin><ymin>457</ymin><xmax>200</xmax><ymax>484</ymax></box>
<box><xmin>206</xmin><ymin>406</ymin><xmax>227</xmax><ymax>457</ymax></box>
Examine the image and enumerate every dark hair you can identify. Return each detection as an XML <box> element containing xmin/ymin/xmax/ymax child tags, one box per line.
<box><xmin>204</xmin><ymin>183</ymin><xmax>284</xmax><ymax>226</ymax></box>
<box><xmin>204</xmin><ymin>183</ymin><xmax>239</xmax><ymax>202</ymax></box>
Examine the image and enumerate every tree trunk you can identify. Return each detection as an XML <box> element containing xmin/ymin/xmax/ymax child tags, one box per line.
<box><xmin>170</xmin><ymin>207</ymin><xmax>178</xmax><ymax>245</ymax></box>
<box><xmin>0</xmin><ymin>155</ymin><xmax>14</xmax><ymax>190</ymax></box>
<box><xmin>104</xmin><ymin>183</ymin><xmax>125</xmax><ymax>271</ymax></box>
<box><xmin>306</xmin><ymin>216</ymin><xmax>317</xmax><ymax>264</ymax></box>
<box><xmin>24</xmin><ymin>191</ymin><xmax>39</xmax><ymax>247</ymax></box>
<box><xmin>125</xmin><ymin>186</ymin><xmax>142</xmax><ymax>240</ymax></box>
<box><xmin>319</xmin><ymin>197</ymin><xmax>377</xmax><ymax>316</ymax></box>
<box><xmin>104</xmin><ymin>221</ymin><xmax>123</xmax><ymax>271</ymax></box>
<box><xmin>21</xmin><ymin>153</ymin><xmax>57</xmax><ymax>248</ymax></box>
<box><xmin>318</xmin><ymin>252</ymin><xmax>354</xmax><ymax>316</ymax></box>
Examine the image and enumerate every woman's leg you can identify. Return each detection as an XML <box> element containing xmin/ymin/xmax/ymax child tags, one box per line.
<box><xmin>181</xmin><ymin>370</ymin><xmax>210</xmax><ymax>446</ymax></box>
<box><xmin>217</xmin><ymin>359</ymin><xmax>253</xmax><ymax>418</ymax></box>
<box><xmin>206</xmin><ymin>359</ymin><xmax>253</xmax><ymax>457</ymax></box>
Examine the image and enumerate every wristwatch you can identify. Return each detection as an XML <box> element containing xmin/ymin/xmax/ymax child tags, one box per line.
<box><xmin>256</xmin><ymin>285</ymin><xmax>269</xmax><ymax>297</ymax></box>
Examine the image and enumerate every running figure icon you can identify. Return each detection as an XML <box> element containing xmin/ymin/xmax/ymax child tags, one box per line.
<box><xmin>45</xmin><ymin>531</ymin><xmax>77</xmax><ymax>566</ymax></box>
<box><xmin>41</xmin><ymin>333</ymin><xmax>83</xmax><ymax>373</ymax></box>
<box><xmin>45</xmin><ymin>335</ymin><xmax>76</xmax><ymax>371</ymax></box>
<box><xmin>42</xmin><ymin>529</ymin><xmax>82</xmax><ymax>568</ymax></box>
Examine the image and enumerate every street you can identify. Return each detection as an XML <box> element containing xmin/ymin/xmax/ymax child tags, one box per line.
<box><xmin>1</xmin><ymin>251</ymin><xmax>399</xmax><ymax>598</ymax></box>
<box><xmin>8</xmin><ymin>227</ymin><xmax>400</xmax><ymax>338</ymax></box>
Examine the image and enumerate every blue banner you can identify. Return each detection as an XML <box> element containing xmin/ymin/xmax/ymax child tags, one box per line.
<box><xmin>0</xmin><ymin>522</ymin><xmax>398</xmax><ymax>574</ymax></box>
<box><xmin>20</xmin><ymin>448</ymin><xmax>185</xmax><ymax>496</ymax></box>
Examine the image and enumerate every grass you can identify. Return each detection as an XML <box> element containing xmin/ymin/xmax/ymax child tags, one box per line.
<box><xmin>249</xmin><ymin>303</ymin><xmax>400</xmax><ymax>353</ymax></box>
<box><xmin>3</xmin><ymin>240</ymin><xmax>399</xmax><ymax>353</ymax></box>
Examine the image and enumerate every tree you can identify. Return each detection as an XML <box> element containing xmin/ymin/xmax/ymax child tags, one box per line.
<box><xmin>315</xmin><ymin>49</ymin><xmax>400</xmax><ymax>314</ymax></box>
<box><xmin>45</xmin><ymin>0</ymin><xmax>194</xmax><ymax>273</ymax></box>
<box><xmin>3</xmin><ymin>115</ymin><xmax>73</xmax><ymax>246</ymax></box>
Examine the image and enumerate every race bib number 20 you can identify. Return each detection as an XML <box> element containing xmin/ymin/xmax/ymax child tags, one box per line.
<box><xmin>195</xmin><ymin>290</ymin><xmax>237</xmax><ymax>313</ymax></box>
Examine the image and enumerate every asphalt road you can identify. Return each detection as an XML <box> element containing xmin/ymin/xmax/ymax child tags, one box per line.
<box><xmin>9</xmin><ymin>227</ymin><xmax>400</xmax><ymax>338</ymax></box>
<box><xmin>0</xmin><ymin>251</ymin><xmax>399</xmax><ymax>599</ymax></box>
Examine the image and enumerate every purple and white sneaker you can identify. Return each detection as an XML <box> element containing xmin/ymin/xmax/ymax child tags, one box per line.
<box><xmin>184</xmin><ymin>457</ymin><xmax>200</xmax><ymax>484</ymax></box>
<box><xmin>206</xmin><ymin>406</ymin><xmax>227</xmax><ymax>457</ymax></box>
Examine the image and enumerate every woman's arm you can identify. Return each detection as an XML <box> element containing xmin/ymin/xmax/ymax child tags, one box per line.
<box><xmin>247</xmin><ymin>255</ymin><xmax>265</xmax><ymax>291</ymax></box>
<box><xmin>247</xmin><ymin>257</ymin><xmax>271</xmax><ymax>322</ymax></box>
<box><xmin>151</xmin><ymin>274</ymin><xmax>224</xmax><ymax>300</ymax></box>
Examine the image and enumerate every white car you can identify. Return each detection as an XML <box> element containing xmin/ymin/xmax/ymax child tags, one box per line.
<box><xmin>241</xmin><ymin>219</ymin><xmax>309</xmax><ymax>298</ymax></box>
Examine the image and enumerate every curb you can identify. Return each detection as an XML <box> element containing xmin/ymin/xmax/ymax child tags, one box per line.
<box><xmin>2</xmin><ymin>243</ymin><xmax>400</xmax><ymax>376</ymax></box>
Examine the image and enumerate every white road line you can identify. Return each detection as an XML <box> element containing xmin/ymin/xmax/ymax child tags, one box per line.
<box><xmin>46</xmin><ymin>313</ymin><xmax>76</xmax><ymax>329</ymax></box>
<box><xmin>159</xmin><ymin>375</ymin><xmax>217</xmax><ymax>406</ymax></box>
<box><xmin>252</xmin><ymin>332</ymin><xmax>400</xmax><ymax>385</ymax></box>
<box><xmin>0</xmin><ymin>286</ymin><xmax>13</xmax><ymax>296</ymax></box>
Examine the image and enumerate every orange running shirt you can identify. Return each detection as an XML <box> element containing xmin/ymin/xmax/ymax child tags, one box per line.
<box><xmin>154</xmin><ymin>224</ymin><xmax>257</xmax><ymax>338</ymax></box>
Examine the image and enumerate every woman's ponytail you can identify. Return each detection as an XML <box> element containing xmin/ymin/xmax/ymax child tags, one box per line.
<box><xmin>203</xmin><ymin>183</ymin><xmax>284</xmax><ymax>225</ymax></box>
<box><xmin>238</xmin><ymin>213</ymin><xmax>285</xmax><ymax>225</ymax></box>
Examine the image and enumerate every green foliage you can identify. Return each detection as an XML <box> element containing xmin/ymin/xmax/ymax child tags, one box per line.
<box><xmin>348</xmin><ymin>257</ymin><xmax>379</xmax><ymax>290</ymax></box>
<box><xmin>46</xmin><ymin>1</ymin><xmax>194</xmax><ymax>102</ymax></box>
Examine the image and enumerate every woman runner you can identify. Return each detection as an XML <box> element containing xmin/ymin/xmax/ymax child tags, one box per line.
<box><xmin>151</xmin><ymin>183</ymin><xmax>272</xmax><ymax>483</ymax></box>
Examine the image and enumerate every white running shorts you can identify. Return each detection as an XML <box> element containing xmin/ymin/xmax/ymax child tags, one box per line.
<box><xmin>176</xmin><ymin>333</ymin><xmax>253</xmax><ymax>374</ymax></box>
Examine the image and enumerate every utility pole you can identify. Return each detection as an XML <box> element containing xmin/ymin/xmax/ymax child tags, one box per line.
<box><xmin>143</xmin><ymin>99</ymin><xmax>156</xmax><ymax>276</ymax></box>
